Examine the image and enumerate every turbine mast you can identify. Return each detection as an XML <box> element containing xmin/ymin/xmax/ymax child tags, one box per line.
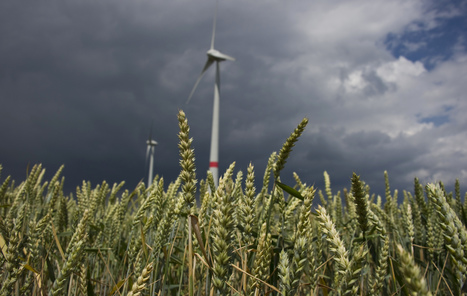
<box><xmin>209</xmin><ymin>62</ymin><xmax>221</xmax><ymax>186</ymax></box>
<box><xmin>148</xmin><ymin>146</ymin><xmax>155</xmax><ymax>187</ymax></box>
<box><xmin>146</xmin><ymin>138</ymin><xmax>158</xmax><ymax>188</ymax></box>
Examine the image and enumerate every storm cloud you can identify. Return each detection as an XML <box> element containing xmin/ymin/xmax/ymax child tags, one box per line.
<box><xmin>1</xmin><ymin>0</ymin><xmax>466</xmax><ymax>198</ymax></box>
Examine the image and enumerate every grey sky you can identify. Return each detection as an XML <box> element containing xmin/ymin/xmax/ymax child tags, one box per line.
<box><xmin>1</xmin><ymin>0</ymin><xmax>466</xmax><ymax>198</ymax></box>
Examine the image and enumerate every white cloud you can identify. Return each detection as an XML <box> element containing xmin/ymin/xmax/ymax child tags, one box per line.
<box><xmin>344</xmin><ymin>70</ymin><xmax>367</xmax><ymax>92</ymax></box>
<box><xmin>239</xmin><ymin>0</ymin><xmax>467</xmax><ymax>191</ymax></box>
<box><xmin>295</xmin><ymin>0</ymin><xmax>424</xmax><ymax>42</ymax></box>
<box><xmin>376</xmin><ymin>56</ymin><xmax>426</xmax><ymax>83</ymax></box>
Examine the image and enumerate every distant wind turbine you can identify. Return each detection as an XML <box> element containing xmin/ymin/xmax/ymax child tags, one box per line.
<box><xmin>186</xmin><ymin>0</ymin><xmax>235</xmax><ymax>187</ymax></box>
<box><xmin>146</xmin><ymin>126</ymin><xmax>158</xmax><ymax>188</ymax></box>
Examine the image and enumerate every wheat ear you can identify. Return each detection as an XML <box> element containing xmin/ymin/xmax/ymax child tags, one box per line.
<box><xmin>249</xmin><ymin>222</ymin><xmax>273</xmax><ymax>296</ymax></box>
<box><xmin>427</xmin><ymin>183</ymin><xmax>467</xmax><ymax>286</ymax></box>
<box><xmin>211</xmin><ymin>176</ymin><xmax>235</xmax><ymax>294</ymax></box>
<box><xmin>274</xmin><ymin>118</ymin><xmax>308</xmax><ymax>180</ymax></box>
<box><xmin>351</xmin><ymin>173</ymin><xmax>369</xmax><ymax>238</ymax></box>
<box><xmin>178</xmin><ymin>110</ymin><xmax>197</xmax><ymax>214</ymax></box>
<box><xmin>316</xmin><ymin>205</ymin><xmax>351</xmax><ymax>288</ymax></box>
<box><xmin>127</xmin><ymin>262</ymin><xmax>154</xmax><ymax>296</ymax></box>
<box><xmin>396</xmin><ymin>244</ymin><xmax>432</xmax><ymax>295</ymax></box>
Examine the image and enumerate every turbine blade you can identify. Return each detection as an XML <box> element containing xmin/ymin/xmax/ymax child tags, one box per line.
<box><xmin>186</xmin><ymin>58</ymin><xmax>215</xmax><ymax>104</ymax></box>
<box><xmin>216</xmin><ymin>52</ymin><xmax>235</xmax><ymax>61</ymax></box>
<box><xmin>148</xmin><ymin>121</ymin><xmax>153</xmax><ymax>142</ymax></box>
<box><xmin>210</xmin><ymin>0</ymin><xmax>218</xmax><ymax>50</ymax></box>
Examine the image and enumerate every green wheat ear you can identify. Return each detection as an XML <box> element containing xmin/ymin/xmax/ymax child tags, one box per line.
<box><xmin>316</xmin><ymin>205</ymin><xmax>351</xmax><ymax>289</ymax></box>
<box><xmin>396</xmin><ymin>244</ymin><xmax>432</xmax><ymax>296</ymax></box>
<box><xmin>324</xmin><ymin>171</ymin><xmax>332</xmax><ymax>201</ymax></box>
<box><xmin>249</xmin><ymin>222</ymin><xmax>273</xmax><ymax>296</ymax></box>
<box><xmin>211</xmin><ymin>175</ymin><xmax>235</xmax><ymax>295</ymax></box>
<box><xmin>278</xmin><ymin>249</ymin><xmax>292</xmax><ymax>296</ymax></box>
<box><xmin>274</xmin><ymin>117</ymin><xmax>308</xmax><ymax>180</ymax></box>
<box><xmin>352</xmin><ymin>173</ymin><xmax>369</xmax><ymax>238</ymax></box>
<box><xmin>239</xmin><ymin>162</ymin><xmax>257</xmax><ymax>247</ymax></box>
<box><xmin>427</xmin><ymin>183</ymin><xmax>467</xmax><ymax>289</ymax></box>
<box><xmin>371</xmin><ymin>234</ymin><xmax>389</xmax><ymax>294</ymax></box>
<box><xmin>127</xmin><ymin>262</ymin><xmax>154</xmax><ymax>296</ymax></box>
<box><xmin>177</xmin><ymin>109</ymin><xmax>197</xmax><ymax>214</ymax></box>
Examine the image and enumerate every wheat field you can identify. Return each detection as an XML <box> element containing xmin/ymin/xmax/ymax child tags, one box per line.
<box><xmin>1</xmin><ymin>110</ymin><xmax>466</xmax><ymax>295</ymax></box>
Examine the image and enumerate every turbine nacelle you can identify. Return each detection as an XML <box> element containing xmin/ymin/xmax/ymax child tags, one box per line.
<box><xmin>186</xmin><ymin>49</ymin><xmax>235</xmax><ymax>104</ymax></box>
<box><xmin>207</xmin><ymin>48</ymin><xmax>235</xmax><ymax>62</ymax></box>
<box><xmin>146</xmin><ymin>139</ymin><xmax>158</xmax><ymax>147</ymax></box>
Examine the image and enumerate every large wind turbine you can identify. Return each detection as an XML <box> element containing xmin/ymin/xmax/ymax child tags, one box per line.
<box><xmin>186</xmin><ymin>0</ymin><xmax>235</xmax><ymax>187</ymax></box>
<box><xmin>146</xmin><ymin>127</ymin><xmax>158</xmax><ymax>188</ymax></box>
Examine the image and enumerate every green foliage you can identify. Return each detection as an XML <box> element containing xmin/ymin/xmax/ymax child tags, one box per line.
<box><xmin>0</xmin><ymin>112</ymin><xmax>466</xmax><ymax>295</ymax></box>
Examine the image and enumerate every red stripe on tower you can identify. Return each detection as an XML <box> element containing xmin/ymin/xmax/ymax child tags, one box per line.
<box><xmin>209</xmin><ymin>162</ymin><xmax>218</xmax><ymax>168</ymax></box>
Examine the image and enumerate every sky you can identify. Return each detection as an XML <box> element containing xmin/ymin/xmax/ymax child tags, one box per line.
<box><xmin>1</xmin><ymin>0</ymin><xmax>466</xmax><ymax>200</ymax></box>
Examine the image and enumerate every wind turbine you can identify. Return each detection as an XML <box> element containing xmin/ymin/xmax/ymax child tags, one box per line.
<box><xmin>146</xmin><ymin>126</ymin><xmax>158</xmax><ymax>188</ymax></box>
<box><xmin>186</xmin><ymin>0</ymin><xmax>235</xmax><ymax>187</ymax></box>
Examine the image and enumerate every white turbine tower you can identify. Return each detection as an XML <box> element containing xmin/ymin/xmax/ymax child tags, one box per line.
<box><xmin>146</xmin><ymin>128</ymin><xmax>158</xmax><ymax>188</ymax></box>
<box><xmin>186</xmin><ymin>0</ymin><xmax>235</xmax><ymax>187</ymax></box>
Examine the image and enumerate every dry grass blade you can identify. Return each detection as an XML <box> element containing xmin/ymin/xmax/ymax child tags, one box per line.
<box><xmin>190</xmin><ymin>214</ymin><xmax>211</xmax><ymax>268</ymax></box>
<box><xmin>50</xmin><ymin>222</ymin><xmax>65</xmax><ymax>261</ymax></box>
<box><xmin>231</xmin><ymin>264</ymin><xmax>281</xmax><ymax>293</ymax></box>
